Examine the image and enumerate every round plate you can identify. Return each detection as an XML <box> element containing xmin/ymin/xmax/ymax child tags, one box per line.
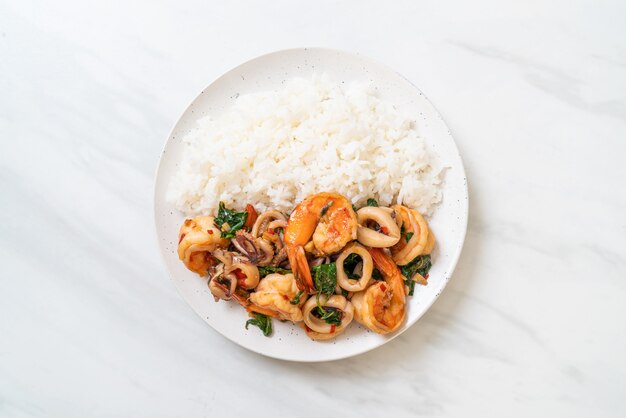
<box><xmin>154</xmin><ymin>48</ymin><xmax>468</xmax><ymax>362</ymax></box>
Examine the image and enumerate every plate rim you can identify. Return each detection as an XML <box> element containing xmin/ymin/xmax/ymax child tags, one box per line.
<box><xmin>152</xmin><ymin>47</ymin><xmax>469</xmax><ymax>362</ymax></box>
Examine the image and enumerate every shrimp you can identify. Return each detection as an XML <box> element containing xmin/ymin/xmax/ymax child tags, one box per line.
<box><xmin>284</xmin><ymin>192</ymin><xmax>357</xmax><ymax>292</ymax></box>
<box><xmin>390</xmin><ymin>205</ymin><xmax>432</xmax><ymax>265</ymax></box>
<box><xmin>351</xmin><ymin>248</ymin><xmax>406</xmax><ymax>334</ymax></box>
<box><xmin>249</xmin><ymin>273</ymin><xmax>306</xmax><ymax>322</ymax></box>
<box><xmin>178</xmin><ymin>216</ymin><xmax>229</xmax><ymax>276</ymax></box>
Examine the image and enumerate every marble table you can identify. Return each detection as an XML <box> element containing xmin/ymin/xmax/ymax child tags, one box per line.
<box><xmin>1</xmin><ymin>1</ymin><xmax>624</xmax><ymax>416</ymax></box>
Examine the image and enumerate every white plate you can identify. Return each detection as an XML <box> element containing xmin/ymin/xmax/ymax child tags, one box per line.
<box><xmin>154</xmin><ymin>48</ymin><xmax>468</xmax><ymax>362</ymax></box>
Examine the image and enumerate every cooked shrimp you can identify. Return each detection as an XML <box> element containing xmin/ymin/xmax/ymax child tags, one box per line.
<box><xmin>351</xmin><ymin>248</ymin><xmax>406</xmax><ymax>334</ymax></box>
<box><xmin>285</xmin><ymin>192</ymin><xmax>357</xmax><ymax>292</ymax></box>
<box><xmin>302</xmin><ymin>295</ymin><xmax>354</xmax><ymax>340</ymax></box>
<box><xmin>390</xmin><ymin>205</ymin><xmax>431</xmax><ymax>265</ymax></box>
<box><xmin>249</xmin><ymin>273</ymin><xmax>306</xmax><ymax>322</ymax></box>
<box><xmin>178</xmin><ymin>216</ymin><xmax>229</xmax><ymax>276</ymax></box>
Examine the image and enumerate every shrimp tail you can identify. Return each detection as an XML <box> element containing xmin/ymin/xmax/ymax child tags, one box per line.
<box><xmin>247</xmin><ymin>304</ymin><xmax>280</xmax><ymax>318</ymax></box>
<box><xmin>231</xmin><ymin>288</ymin><xmax>280</xmax><ymax>318</ymax></box>
<box><xmin>367</xmin><ymin>248</ymin><xmax>397</xmax><ymax>278</ymax></box>
<box><xmin>368</xmin><ymin>247</ymin><xmax>406</xmax><ymax>301</ymax></box>
<box><xmin>287</xmin><ymin>245</ymin><xmax>315</xmax><ymax>293</ymax></box>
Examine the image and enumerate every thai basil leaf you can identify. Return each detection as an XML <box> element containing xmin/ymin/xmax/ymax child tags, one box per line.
<box><xmin>245</xmin><ymin>313</ymin><xmax>272</xmax><ymax>336</ymax></box>
<box><xmin>290</xmin><ymin>290</ymin><xmax>303</xmax><ymax>305</ymax></box>
<box><xmin>258</xmin><ymin>266</ymin><xmax>292</xmax><ymax>277</ymax></box>
<box><xmin>401</xmin><ymin>254</ymin><xmax>432</xmax><ymax>296</ymax></box>
<box><xmin>342</xmin><ymin>253</ymin><xmax>362</xmax><ymax>280</ymax></box>
<box><xmin>311</xmin><ymin>263</ymin><xmax>337</xmax><ymax>297</ymax></box>
<box><xmin>315</xmin><ymin>306</ymin><xmax>342</xmax><ymax>326</ymax></box>
<box><xmin>215</xmin><ymin>202</ymin><xmax>248</xmax><ymax>239</ymax></box>
<box><xmin>320</xmin><ymin>201</ymin><xmax>334</xmax><ymax>217</ymax></box>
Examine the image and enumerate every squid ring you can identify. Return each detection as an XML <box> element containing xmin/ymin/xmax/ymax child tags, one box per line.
<box><xmin>336</xmin><ymin>243</ymin><xmax>374</xmax><ymax>292</ymax></box>
<box><xmin>226</xmin><ymin>261</ymin><xmax>260</xmax><ymax>289</ymax></box>
<box><xmin>207</xmin><ymin>265</ymin><xmax>237</xmax><ymax>301</ymax></box>
<box><xmin>356</xmin><ymin>206</ymin><xmax>401</xmax><ymax>248</ymax></box>
<box><xmin>252</xmin><ymin>210</ymin><xmax>288</xmax><ymax>237</ymax></box>
<box><xmin>302</xmin><ymin>295</ymin><xmax>354</xmax><ymax>340</ymax></box>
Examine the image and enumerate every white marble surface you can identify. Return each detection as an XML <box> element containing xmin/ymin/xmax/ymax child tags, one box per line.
<box><xmin>1</xmin><ymin>0</ymin><xmax>625</xmax><ymax>416</ymax></box>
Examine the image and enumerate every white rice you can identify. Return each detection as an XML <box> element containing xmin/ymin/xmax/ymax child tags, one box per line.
<box><xmin>167</xmin><ymin>74</ymin><xmax>443</xmax><ymax>215</ymax></box>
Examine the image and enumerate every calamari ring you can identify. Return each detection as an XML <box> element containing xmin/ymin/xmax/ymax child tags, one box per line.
<box><xmin>356</xmin><ymin>206</ymin><xmax>401</xmax><ymax>248</ymax></box>
<box><xmin>336</xmin><ymin>243</ymin><xmax>373</xmax><ymax>292</ymax></box>
<box><xmin>302</xmin><ymin>295</ymin><xmax>354</xmax><ymax>340</ymax></box>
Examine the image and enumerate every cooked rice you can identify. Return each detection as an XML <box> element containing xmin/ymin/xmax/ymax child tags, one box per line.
<box><xmin>167</xmin><ymin>74</ymin><xmax>443</xmax><ymax>215</ymax></box>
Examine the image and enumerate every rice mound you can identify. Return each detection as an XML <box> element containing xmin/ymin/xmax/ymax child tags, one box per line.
<box><xmin>167</xmin><ymin>75</ymin><xmax>443</xmax><ymax>215</ymax></box>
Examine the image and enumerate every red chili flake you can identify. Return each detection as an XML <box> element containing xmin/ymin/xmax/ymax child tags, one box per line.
<box><xmin>233</xmin><ymin>269</ymin><xmax>247</xmax><ymax>286</ymax></box>
<box><xmin>380</xmin><ymin>283</ymin><xmax>387</xmax><ymax>292</ymax></box>
<box><xmin>304</xmin><ymin>324</ymin><xmax>312</xmax><ymax>332</ymax></box>
<box><xmin>244</xmin><ymin>204</ymin><xmax>258</xmax><ymax>229</ymax></box>
<box><xmin>178</xmin><ymin>233</ymin><xmax>186</xmax><ymax>244</ymax></box>
<box><xmin>268</xmin><ymin>228</ymin><xmax>275</xmax><ymax>235</ymax></box>
<box><xmin>207</xmin><ymin>229</ymin><xmax>213</xmax><ymax>234</ymax></box>
<box><xmin>425</xmin><ymin>274</ymin><xmax>429</xmax><ymax>280</ymax></box>
<box><xmin>330</xmin><ymin>324</ymin><xmax>336</xmax><ymax>333</ymax></box>
<box><xmin>381</xmin><ymin>226</ymin><xmax>389</xmax><ymax>235</ymax></box>
<box><xmin>282</xmin><ymin>295</ymin><xmax>289</xmax><ymax>301</ymax></box>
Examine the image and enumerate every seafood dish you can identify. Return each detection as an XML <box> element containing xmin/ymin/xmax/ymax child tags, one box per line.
<box><xmin>168</xmin><ymin>75</ymin><xmax>443</xmax><ymax>341</ymax></box>
<box><xmin>177</xmin><ymin>193</ymin><xmax>435</xmax><ymax>340</ymax></box>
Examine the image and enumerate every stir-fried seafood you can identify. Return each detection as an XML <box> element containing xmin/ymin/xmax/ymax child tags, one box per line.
<box><xmin>391</xmin><ymin>205</ymin><xmax>431</xmax><ymax>265</ymax></box>
<box><xmin>336</xmin><ymin>243</ymin><xmax>373</xmax><ymax>292</ymax></box>
<box><xmin>176</xmin><ymin>193</ymin><xmax>435</xmax><ymax>340</ymax></box>
<box><xmin>249</xmin><ymin>273</ymin><xmax>305</xmax><ymax>322</ymax></box>
<box><xmin>302</xmin><ymin>295</ymin><xmax>354</xmax><ymax>340</ymax></box>
<box><xmin>285</xmin><ymin>192</ymin><xmax>357</xmax><ymax>293</ymax></box>
<box><xmin>178</xmin><ymin>216</ymin><xmax>229</xmax><ymax>276</ymax></box>
<box><xmin>351</xmin><ymin>248</ymin><xmax>406</xmax><ymax>333</ymax></box>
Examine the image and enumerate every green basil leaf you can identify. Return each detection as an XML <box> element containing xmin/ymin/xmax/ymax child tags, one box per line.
<box><xmin>290</xmin><ymin>290</ymin><xmax>303</xmax><ymax>305</ymax></box>
<box><xmin>400</xmin><ymin>254</ymin><xmax>432</xmax><ymax>296</ymax></box>
<box><xmin>245</xmin><ymin>313</ymin><xmax>272</xmax><ymax>336</ymax></box>
<box><xmin>315</xmin><ymin>306</ymin><xmax>342</xmax><ymax>326</ymax></box>
<box><xmin>215</xmin><ymin>202</ymin><xmax>248</xmax><ymax>239</ymax></box>
<box><xmin>311</xmin><ymin>263</ymin><xmax>337</xmax><ymax>297</ymax></box>
<box><xmin>258</xmin><ymin>266</ymin><xmax>292</xmax><ymax>277</ymax></box>
<box><xmin>320</xmin><ymin>201</ymin><xmax>334</xmax><ymax>217</ymax></box>
<box><xmin>342</xmin><ymin>253</ymin><xmax>362</xmax><ymax>279</ymax></box>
